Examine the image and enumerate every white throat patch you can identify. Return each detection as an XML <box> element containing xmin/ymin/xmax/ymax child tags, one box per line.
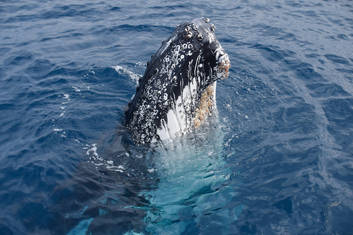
<box><xmin>155</xmin><ymin>81</ymin><xmax>217</xmax><ymax>143</ymax></box>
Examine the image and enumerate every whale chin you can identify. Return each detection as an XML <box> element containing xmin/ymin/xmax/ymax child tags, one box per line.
<box><xmin>125</xmin><ymin>18</ymin><xmax>230</xmax><ymax>145</ymax></box>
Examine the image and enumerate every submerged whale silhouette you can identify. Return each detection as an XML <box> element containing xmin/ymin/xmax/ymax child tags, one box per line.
<box><xmin>125</xmin><ymin>18</ymin><xmax>230</xmax><ymax>145</ymax></box>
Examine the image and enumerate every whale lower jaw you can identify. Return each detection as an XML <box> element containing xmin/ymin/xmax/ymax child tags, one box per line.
<box><xmin>154</xmin><ymin>81</ymin><xmax>217</xmax><ymax>144</ymax></box>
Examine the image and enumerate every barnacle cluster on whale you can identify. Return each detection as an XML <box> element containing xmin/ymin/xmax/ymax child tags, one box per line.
<box><xmin>125</xmin><ymin>18</ymin><xmax>230</xmax><ymax>145</ymax></box>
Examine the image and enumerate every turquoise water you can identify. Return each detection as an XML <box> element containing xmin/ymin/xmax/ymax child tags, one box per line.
<box><xmin>1</xmin><ymin>0</ymin><xmax>353</xmax><ymax>234</ymax></box>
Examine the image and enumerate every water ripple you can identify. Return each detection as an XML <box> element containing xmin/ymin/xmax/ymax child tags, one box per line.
<box><xmin>1</xmin><ymin>0</ymin><xmax>353</xmax><ymax>234</ymax></box>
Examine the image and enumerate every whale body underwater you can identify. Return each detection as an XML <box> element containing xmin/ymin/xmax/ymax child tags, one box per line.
<box><xmin>125</xmin><ymin>18</ymin><xmax>230</xmax><ymax>145</ymax></box>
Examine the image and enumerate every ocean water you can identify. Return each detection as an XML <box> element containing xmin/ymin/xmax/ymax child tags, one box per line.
<box><xmin>1</xmin><ymin>0</ymin><xmax>353</xmax><ymax>234</ymax></box>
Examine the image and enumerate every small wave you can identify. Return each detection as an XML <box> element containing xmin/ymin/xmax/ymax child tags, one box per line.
<box><xmin>58</xmin><ymin>93</ymin><xmax>70</xmax><ymax>118</ymax></box>
<box><xmin>113</xmin><ymin>65</ymin><xmax>141</xmax><ymax>84</ymax></box>
<box><xmin>72</xmin><ymin>86</ymin><xmax>81</xmax><ymax>92</ymax></box>
<box><xmin>85</xmin><ymin>143</ymin><xmax>127</xmax><ymax>173</ymax></box>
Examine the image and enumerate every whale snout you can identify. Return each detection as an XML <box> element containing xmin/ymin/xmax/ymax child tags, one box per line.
<box><xmin>188</xmin><ymin>18</ymin><xmax>231</xmax><ymax>80</ymax></box>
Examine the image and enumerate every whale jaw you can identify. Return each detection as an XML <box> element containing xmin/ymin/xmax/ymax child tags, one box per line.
<box><xmin>125</xmin><ymin>18</ymin><xmax>230</xmax><ymax>145</ymax></box>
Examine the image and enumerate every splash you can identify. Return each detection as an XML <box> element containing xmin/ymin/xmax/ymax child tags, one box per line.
<box><xmin>113</xmin><ymin>65</ymin><xmax>141</xmax><ymax>84</ymax></box>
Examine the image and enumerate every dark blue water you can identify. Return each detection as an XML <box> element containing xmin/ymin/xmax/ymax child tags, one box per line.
<box><xmin>1</xmin><ymin>0</ymin><xmax>353</xmax><ymax>234</ymax></box>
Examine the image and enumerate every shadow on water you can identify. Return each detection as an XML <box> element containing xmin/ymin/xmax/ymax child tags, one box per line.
<box><xmin>49</xmin><ymin>125</ymin><xmax>156</xmax><ymax>234</ymax></box>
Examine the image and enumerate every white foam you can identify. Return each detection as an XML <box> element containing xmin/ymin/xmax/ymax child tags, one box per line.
<box><xmin>86</xmin><ymin>143</ymin><xmax>103</xmax><ymax>162</ymax></box>
<box><xmin>106</xmin><ymin>165</ymin><xmax>125</xmax><ymax>173</ymax></box>
<box><xmin>72</xmin><ymin>86</ymin><xmax>81</xmax><ymax>92</ymax></box>
<box><xmin>113</xmin><ymin>65</ymin><xmax>141</xmax><ymax>84</ymax></box>
<box><xmin>63</xmin><ymin>94</ymin><xmax>70</xmax><ymax>100</ymax></box>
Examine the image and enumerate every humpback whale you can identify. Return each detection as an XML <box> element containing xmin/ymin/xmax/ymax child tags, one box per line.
<box><xmin>125</xmin><ymin>18</ymin><xmax>230</xmax><ymax>145</ymax></box>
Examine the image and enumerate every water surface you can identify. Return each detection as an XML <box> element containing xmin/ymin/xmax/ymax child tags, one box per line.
<box><xmin>1</xmin><ymin>0</ymin><xmax>353</xmax><ymax>234</ymax></box>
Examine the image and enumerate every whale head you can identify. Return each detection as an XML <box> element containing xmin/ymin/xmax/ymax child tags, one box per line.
<box><xmin>125</xmin><ymin>18</ymin><xmax>230</xmax><ymax>145</ymax></box>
